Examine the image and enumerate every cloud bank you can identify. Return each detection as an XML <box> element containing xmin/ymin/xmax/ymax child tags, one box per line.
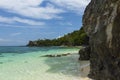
<box><xmin>0</xmin><ymin>0</ymin><xmax>90</xmax><ymax>19</ymax></box>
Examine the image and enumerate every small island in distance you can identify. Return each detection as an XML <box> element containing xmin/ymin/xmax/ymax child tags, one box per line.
<box><xmin>27</xmin><ymin>27</ymin><xmax>89</xmax><ymax>47</ymax></box>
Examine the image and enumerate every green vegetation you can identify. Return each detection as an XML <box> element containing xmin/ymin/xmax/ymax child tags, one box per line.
<box><xmin>27</xmin><ymin>27</ymin><xmax>89</xmax><ymax>47</ymax></box>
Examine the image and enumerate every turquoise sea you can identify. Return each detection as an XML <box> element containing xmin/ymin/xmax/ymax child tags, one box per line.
<box><xmin>0</xmin><ymin>46</ymin><xmax>88</xmax><ymax>80</ymax></box>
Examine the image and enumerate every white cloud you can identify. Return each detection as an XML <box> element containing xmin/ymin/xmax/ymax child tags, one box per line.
<box><xmin>57</xmin><ymin>36</ymin><xmax>62</xmax><ymax>39</ymax></box>
<box><xmin>49</xmin><ymin>0</ymin><xmax>91</xmax><ymax>14</ymax></box>
<box><xmin>0</xmin><ymin>38</ymin><xmax>11</xmax><ymax>42</ymax></box>
<box><xmin>0</xmin><ymin>38</ymin><xmax>25</xmax><ymax>45</ymax></box>
<box><xmin>0</xmin><ymin>16</ymin><xmax>45</xmax><ymax>26</ymax></box>
<box><xmin>0</xmin><ymin>24</ymin><xmax>45</xmax><ymax>28</ymax></box>
<box><xmin>10</xmin><ymin>32</ymin><xmax>22</xmax><ymax>36</ymax></box>
<box><xmin>0</xmin><ymin>0</ymin><xmax>64</xmax><ymax>19</ymax></box>
<box><xmin>0</xmin><ymin>0</ymin><xmax>90</xmax><ymax>19</ymax></box>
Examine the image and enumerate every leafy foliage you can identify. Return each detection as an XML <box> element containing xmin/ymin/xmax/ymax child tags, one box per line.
<box><xmin>27</xmin><ymin>27</ymin><xmax>89</xmax><ymax>46</ymax></box>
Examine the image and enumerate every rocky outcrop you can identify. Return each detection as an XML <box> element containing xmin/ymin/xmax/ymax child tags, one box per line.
<box><xmin>41</xmin><ymin>53</ymin><xmax>71</xmax><ymax>57</ymax></box>
<box><xmin>83</xmin><ymin>0</ymin><xmax>120</xmax><ymax>80</ymax></box>
<box><xmin>79</xmin><ymin>46</ymin><xmax>91</xmax><ymax>60</ymax></box>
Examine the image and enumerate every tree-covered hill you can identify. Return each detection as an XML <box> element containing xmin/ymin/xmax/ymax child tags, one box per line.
<box><xmin>27</xmin><ymin>27</ymin><xmax>89</xmax><ymax>47</ymax></box>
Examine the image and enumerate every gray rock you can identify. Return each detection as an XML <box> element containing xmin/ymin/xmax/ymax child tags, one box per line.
<box><xmin>83</xmin><ymin>0</ymin><xmax>120</xmax><ymax>80</ymax></box>
<box><xmin>79</xmin><ymin>46</ymin><xmax>90</xmax><ymax>60</ymax></box>
<box><xmin>41</xmin><ymin>53</ymin><xmax>71</xmax><ymax>58</ymax></box>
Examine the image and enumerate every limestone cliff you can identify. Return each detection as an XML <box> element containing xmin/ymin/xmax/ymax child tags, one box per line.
<box><xmin>83</xmin><ymin>0</ymin><xmax>120</xmax><ymax>80</ymax></box>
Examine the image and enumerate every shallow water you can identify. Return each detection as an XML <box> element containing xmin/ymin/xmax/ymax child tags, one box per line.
<box><xmin>0</xmin><ymin>46</ymin><xmax>87</xmax><ymax>80</ymax></box>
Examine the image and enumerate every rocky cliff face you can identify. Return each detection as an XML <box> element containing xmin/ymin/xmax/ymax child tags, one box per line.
<box><xmin>83</xmin><ymin>0</ymin><xmax>120</xmax><ymax>80</ymax></box>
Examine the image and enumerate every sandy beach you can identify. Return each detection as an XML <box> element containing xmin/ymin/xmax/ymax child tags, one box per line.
<box><xmin>80</xmin><ymin>61</ymin><xmax>92</xmax><ymax>80</ymax></box>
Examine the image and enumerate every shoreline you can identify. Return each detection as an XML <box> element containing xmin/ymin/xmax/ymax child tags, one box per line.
<box><xmin>0</xmin><ymin>47</ymin><xmax>92</xmax><ymax>80</ymax></box>
<box><xmin>79</xmin><ymin>61</ymin><xmax>92</xmax><ymax>80</ymax></box>
<box><xmin>41</xmin><ymin>52</ymin><xmax>92</xmax><ymax>80</ymax></box>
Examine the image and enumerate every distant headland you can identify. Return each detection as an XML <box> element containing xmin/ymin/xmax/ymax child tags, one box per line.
<box><xmin>27</xmin><ymin>27</ymin><xmax>89</xmax><ymax>47</ymax></box>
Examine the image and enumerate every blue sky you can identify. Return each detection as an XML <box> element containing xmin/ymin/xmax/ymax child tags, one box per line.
<box><xmin>0</xmin><ymin>0</ymin><xmax>90</xmax><ymax>46</ymax></box>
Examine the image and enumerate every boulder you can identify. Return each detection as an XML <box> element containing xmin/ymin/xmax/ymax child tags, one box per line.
<box><xmin>79</xmin><ymin>46</ymin><xmax>90</xmax><ymax>60</ymax></box>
